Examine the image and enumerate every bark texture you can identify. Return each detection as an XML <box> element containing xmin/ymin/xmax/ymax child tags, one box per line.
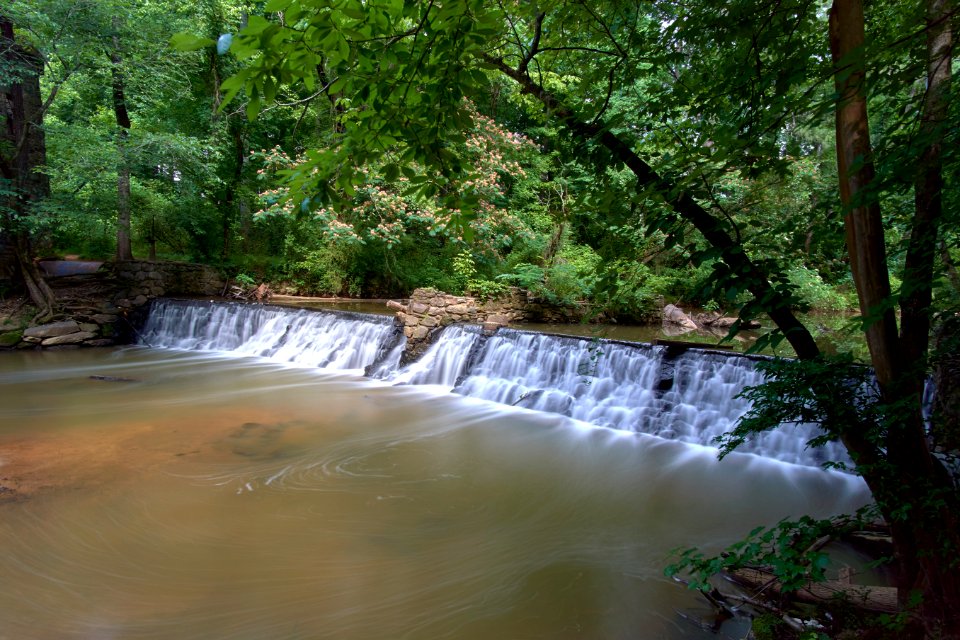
<box><xmin>830</xmin><ymin>1</ymin><xmax>960</xmax><ymax>635</ymax></box>
<box><xmin>110</xmin><ymin>26</ymin><xmax>133</xmax><ymax>262</ymax></box>
<box><xmin>0</xmin><ymin>16</ymin><xmax>57</xmax><ymax>319</ymax></box>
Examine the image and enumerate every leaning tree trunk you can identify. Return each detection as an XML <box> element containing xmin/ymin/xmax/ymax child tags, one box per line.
<box><xmin>829</xmin><ymin>0</ymin><xmax>960</xmax><ymax>635</ymax></box>
<box><xmin>0</xmin><ymin>16</ymin><xmax>58</xmax><ymax>319</ymax></box>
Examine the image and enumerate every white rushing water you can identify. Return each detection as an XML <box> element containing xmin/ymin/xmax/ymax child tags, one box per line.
<box><xmin>140</xmin><ymin>299</ymin><xmax>847</xmax><ymax>467</ymax></box>
<box><xmin>141</xmin><ymin>299</ymin><xmax>402</xmax><ymax>373</ymax></box>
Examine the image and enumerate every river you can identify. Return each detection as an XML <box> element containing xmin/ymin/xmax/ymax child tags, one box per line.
<box><xmin>0</xmin><ymin>341</ymin><xmax>868</xmax><ymax>639</ymax></box>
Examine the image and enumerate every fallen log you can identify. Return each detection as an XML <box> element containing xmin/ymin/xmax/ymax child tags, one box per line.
<box><xmin>654</xmin><ymin>339</ymin><xmax>735</xmax><ymax>351</ymax></box>
<box><xmin>727</xmin><ymin>567</ymin><xmax>898</xmax><ymax>615</ymax></box>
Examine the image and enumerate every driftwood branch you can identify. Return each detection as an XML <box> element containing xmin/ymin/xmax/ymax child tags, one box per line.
<box><xmin>727</xmin><ymin>567</ymin><xmax>898</xmax><ymax>615</ymax></box>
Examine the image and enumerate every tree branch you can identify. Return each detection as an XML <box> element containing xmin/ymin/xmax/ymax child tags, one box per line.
<box><xmin>517</xmin><ymin>12</ymin><xmax>545</xmax><ymax>75</ymax></box>
<box><xmin>483</xmin><ymin>53</ymin><xmax>820</xmax><ymax>359</ymax></box>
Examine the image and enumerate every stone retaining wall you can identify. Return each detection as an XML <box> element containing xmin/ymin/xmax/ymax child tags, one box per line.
<box><xmin>0</xmin><ymin>260</ymin><xmax>224</xmax><ymax>350</ymax></box>
<box><xmin>389</xmin><ymin>287</ymin><xmax>591</xmax><ymax>361</ymax></box>
<box><xmin>112</xmin><ymin>260</ymin><xmax>224</xmax><ymax>309</ymax></box>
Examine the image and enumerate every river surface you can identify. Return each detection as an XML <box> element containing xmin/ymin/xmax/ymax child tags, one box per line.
<box><xmin>0</xmin><ymin>347</ymin><xmax>869</xmax><ymax>639</ymax></box>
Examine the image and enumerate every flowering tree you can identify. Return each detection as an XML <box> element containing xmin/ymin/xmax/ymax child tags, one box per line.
<box><xmin>252</xmin><ymin>101</ymin><xmax>538</xmax><ymax>256</ymax></box>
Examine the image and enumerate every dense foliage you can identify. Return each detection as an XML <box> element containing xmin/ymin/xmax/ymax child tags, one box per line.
<box><xmin>7</xmin><ymin>0</ymin><xmax>929</xmax><ymax>326</ymax></box>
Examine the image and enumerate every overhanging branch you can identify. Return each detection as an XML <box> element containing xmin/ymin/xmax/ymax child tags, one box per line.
<box><xmin>482</xmin><ymin>52</ymin><xmax>821</xmax><ymax>360</ymax></box>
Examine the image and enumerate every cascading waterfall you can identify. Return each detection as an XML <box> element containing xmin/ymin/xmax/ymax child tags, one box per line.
<box><xmin>139</xmin><ymin>299</ymin><xmax>846</xmax><ymax>467</ymax></box>
<box><xmin>141</xmin><ymin>299</ymin><xmax>402</xmax><ymax>373</ymax></box>
<box><xmin>449</xmin><ymin>329</ymin><xmax>846</xmax><ymax>465</ymax></box>
<box><xmin>378</xmin><ymin>325</ymin><xmax>482</xmax><ymax>387</ymax></box>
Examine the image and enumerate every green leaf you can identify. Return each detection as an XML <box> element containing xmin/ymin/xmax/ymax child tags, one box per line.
<box><xmin>383</xmin><ymin>163</ymin><xmax>400</xmax><ymax>181</ymax></box>
<box><xmin>341</xmin><ymin>6</ymin><xmax>366</xmax><ymax>20</ymax></box>
<box><xmin>170</xmin><ymin>32</ymin><xmax>216</xmax><ymax>51</ymax></box>
<box><xmin>336</xmin><ymin>35</ymin><xmax>350</xmax><ymax>61</ymax></box>
<box><xmin>328</xmin><ymin>76</ymin><xmax>347</xmax><ymax>95</ymax></box>
<box><xmin>246</xmin><ymin>97</ymin><xmax>262</xmax><ymax>121</ymax></box>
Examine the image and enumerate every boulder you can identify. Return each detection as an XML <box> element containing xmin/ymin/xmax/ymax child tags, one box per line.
<box><xmin>0</xmin><ymin>330</ymin><xmax>22</xmax><ymax>347</ymax></box>
<box><xmin>663</xmin><ymin>304</ymin><xmax>698</xmax><ymax>330</ymax></box>
<box><xmin>482</xmin><ymin>321</ymin><xmax>503</xmax><ymax>334</ymax></box>
<box><xmin>410</xmin><ymin>325</ymin><xmax>429</xmax><ymax>340</ymax></box>
<box><xmin>23</xmin><ymin>320</ymin><xmax>80</xmax><ymax>339</ymax></box>
<box><xmin>84</xmin><ymin>338</ymin><xmax>116</xmax><ymax>347</ymax></box>
<box><xmin>446</xmin><ymin>303</ymin><xmax>472</xmax><ymax>315</ymax></box>
<box><xmin>41</xmin><ymin>331</ymin><xmax>97</xmax><ymax>346</ymax></box>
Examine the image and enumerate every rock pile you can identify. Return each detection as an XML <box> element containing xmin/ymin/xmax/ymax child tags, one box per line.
<box><xmin>0</xmin><ymin>307</ymin><xmax>121</xmax><ymax>349</ymax></box>
<box><xmin>663</xmin><ymin>304</ymin><xmax>762</xmax><ymax>335</ymax></box>
<box><xmin>1</xmin><ymin>260</ymin><xmax>224</xmax><ymax>350</ymax></box>
<box><xmin>387</xmin><ymin>287</ymin><xmax>591</xmax><ymax>361</ymax></box>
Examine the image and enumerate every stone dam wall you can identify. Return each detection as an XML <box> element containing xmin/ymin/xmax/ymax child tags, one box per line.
<box><xmin>112</xmin><ymin>260</ymin><xmax>224</xmax><ymax>309</ymax></box>
<box><xmin>388</xmin><ymin>287</ymin><xmax>591</xmax><ymax>362</ymax></box>
<box><xmin>0</xmin><ymin>260</ymin><xmax>223</xmax><ymax>350</ymax></box>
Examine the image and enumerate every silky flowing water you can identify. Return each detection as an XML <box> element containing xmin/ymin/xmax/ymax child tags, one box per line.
<box><xmin>0</xmin><ymin>345</ymin><xmax>869</xmax><ymax>639</ymax></box>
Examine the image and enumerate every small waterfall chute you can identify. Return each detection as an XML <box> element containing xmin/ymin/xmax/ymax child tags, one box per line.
<box><xmin>140</xmin><ymin>299</ymin><xmax>398</xmax><ymax>373</ymax></box>
<box><xmin>377</xmin><ymin>325</ymin><xmax>482</xmax><ymax>387</ymax></box>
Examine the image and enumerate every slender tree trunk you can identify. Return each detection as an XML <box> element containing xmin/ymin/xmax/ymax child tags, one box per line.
<box><xmin>941</xmin><ymin>238</ymin><xmax>960</xmax><ymax>295</ymax></box>
<box><xmin>110</xmin><ymin>28</ymin><xmax>133</xmax><ymax>262</ymax></box>
<box><xmin>829</xmin><ymin>0</ymin><xmax>899</xmax><ymax>386</ymax></box>
<box><xmin>830</xmin><ymin>1</ymin><xmax>960</xmax><ymax>635</ymax></box>
<box><xmin>221</xmin><ymin>123</ymin><xmax>246</xmax><ymax>261</ymax></box>
<box><xmin>903</xmin><ymin>0</ymin><xmax>951</xmax><ymax>369</ymax></box>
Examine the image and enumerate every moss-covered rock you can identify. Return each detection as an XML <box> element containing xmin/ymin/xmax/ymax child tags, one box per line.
<box><xmin>0</xmin><ymin>330</ymin><xmax>23</xmax><ymax>347</ymax></box>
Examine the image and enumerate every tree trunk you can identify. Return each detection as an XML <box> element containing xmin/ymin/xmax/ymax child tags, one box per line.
<box><xmin>830</xmin><ymin>1</ymin><xmax>960</xmax><ymax>635</ymax></box>
<box><xmin>0</xmin><ymin>16</ymin><xmax>58</xmax><ymax>318</ymax></box>
<box><xmin>829</xmin><ymin>0</ymin><xmax>900</xmax><ymax>387</ymax></box>
<box><xmin>110</xmin><ymin>28</ymin><xmax>133</xmax><ymax>262</ymax></box>
<box><xmin>13</xmin><ymin>233</ymin><xmax>56</xmax><ymax>322</ymax></box>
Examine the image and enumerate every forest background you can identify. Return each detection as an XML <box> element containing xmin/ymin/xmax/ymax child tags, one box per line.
<box><xmin>2</xmin><ymin>0</ymin><xmax>897</xmax><ymax>329</ymax></box>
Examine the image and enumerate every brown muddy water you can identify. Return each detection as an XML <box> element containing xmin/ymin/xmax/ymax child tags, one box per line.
<box><xmin>0</xmin><ymin>347</ymin><xmax>869</xmax><ymax>639</ymax></box>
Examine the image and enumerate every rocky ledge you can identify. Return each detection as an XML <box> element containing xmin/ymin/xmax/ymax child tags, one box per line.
<box><xmin>0</xmin><ymin>306</ymin><xmax>123</xmax><ymax>350</ymax></box>
<box><xmin>386</xmin><ymin>286</ymin><xmax>593</xmax><ymax>362</ymax></box>
<box><xmin>1</xmin><ymin>259</ymin><xmax>224</xmax><ymax>351</ymax></box>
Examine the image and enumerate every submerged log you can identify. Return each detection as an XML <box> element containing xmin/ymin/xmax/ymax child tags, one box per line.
<box><xmin>89</xmin><ymin>375</ymin><xmax>139</xmax><ymax>383</ymax></box>
<box><xmin>654</xmin><ymin>339</ymin><xmax>735</xmax><ymax>351</ymax></box>
<box><xmin>727</xmin><ymin>567</ymin><xmax>898</xmax><ymax>615</ymax></box>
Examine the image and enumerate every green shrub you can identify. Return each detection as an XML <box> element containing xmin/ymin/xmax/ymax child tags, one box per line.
<box><xmin>787</xmin><ymin>265</ymin><xmax>853</xmax><ymax>312</ymax></box>
<box><xmin>285</xmin><ymin>245</ymin><xmax>355</xmax><ymax>295</ymax></box>
<box><xmin>596</xmin><ymin>260</ymin><xmax>674</xmax><ymax>322</ymax></box>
